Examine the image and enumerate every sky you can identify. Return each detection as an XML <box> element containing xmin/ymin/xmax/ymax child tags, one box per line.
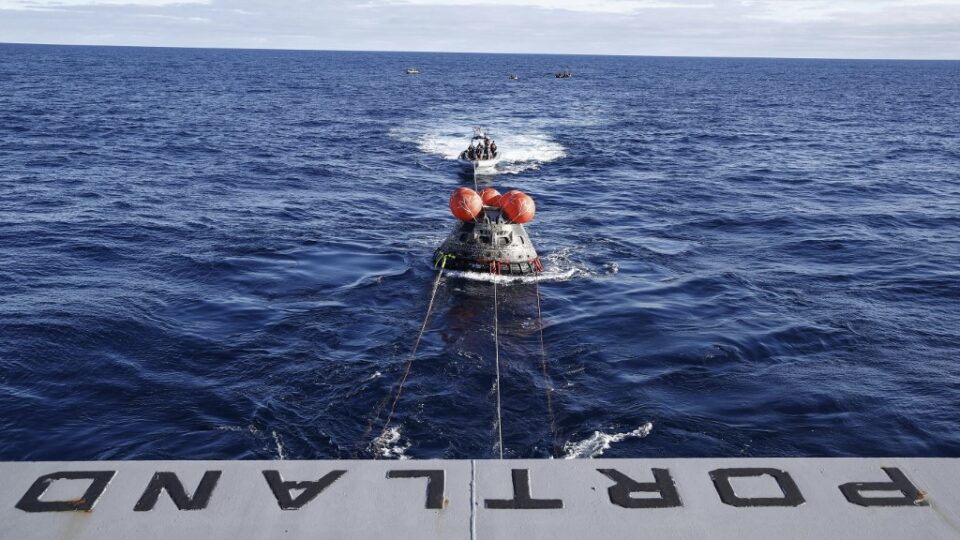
<box><xmin>1</xmin><ymin>0</ymin><xmax>959</xmax><ymax>59</ymax></box>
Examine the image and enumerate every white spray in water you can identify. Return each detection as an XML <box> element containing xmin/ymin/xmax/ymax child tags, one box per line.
<box><xmin>371</xmin><ymin>426</ymin><xmax>411</xmax><ymax>460</ymax></box>
<box><xmin>562</xmin><ymin>423</ymin><xmax>653</xmax><ymax>459</ymax></box>
<box><xmin>392</xmin><ymin>126</ymin><xmax>566</xmax><ymax>174</ymax></box>
<box><xmin>271</xmin><ymin>430</ymin><xmax>287</xmax><ymax>460</ymax></box>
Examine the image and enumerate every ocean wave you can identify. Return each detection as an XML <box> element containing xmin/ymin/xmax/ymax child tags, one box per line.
<box><xmin>4</xmin><ymin>47</ymin><xmax>959</xmax><ymax>461</ymax></box>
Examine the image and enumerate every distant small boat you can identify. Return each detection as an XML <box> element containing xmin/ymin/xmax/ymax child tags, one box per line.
<box><xmin>509</xmin><ymin>74</ymin><xmax>519</xmax><ymax>80</ymax></box>
<box><xmin>555</xmin><ymin>70</ymin><xmax>573</xmax><ymax>79</ymax></box>
<box><xmin>406</xmin><ymin>67</ymin><xmax>419</xmax><ymax>75</ymax></box>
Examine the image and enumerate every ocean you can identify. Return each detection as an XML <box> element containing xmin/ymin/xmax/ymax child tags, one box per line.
<box><xmin>1</xmin><ymin>44</ymin><xmax>958</xmax><ymax>460</ymax></box>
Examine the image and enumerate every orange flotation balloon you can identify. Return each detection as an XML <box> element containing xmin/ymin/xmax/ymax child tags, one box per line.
<box><xmin>479</xmin><ymin>187</ymin><xmax>502</xmax><ymax>207</ymax></box>
<box><xmin>449</xmin><ymin>187</ymin><xmax>483</xmax><ymax>222</ymax></box>
<box><xmin>501</xmin><ymin>190</ymin><xmax>536</xmax><ymax>224</ymax></box>
<box><xmin>499</xmin><ymin>190</ymin><xmax>519</xmax><ymax>208</ymax></box>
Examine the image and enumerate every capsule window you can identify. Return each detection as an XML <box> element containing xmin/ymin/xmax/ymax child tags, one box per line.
<box><xmin>480</xmin><ymin>235</ymin><xmax>492</xmax><ymax>244</ymax></box>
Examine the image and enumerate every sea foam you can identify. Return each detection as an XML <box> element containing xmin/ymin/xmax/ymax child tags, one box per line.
<box><xmin>562</xmin><ymin>423</ymin><xmax>653</xmax><ymax>459</ymax></box>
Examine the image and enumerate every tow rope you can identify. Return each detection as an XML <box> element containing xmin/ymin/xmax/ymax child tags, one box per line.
<box><xmin>493</xmin><ymin>277</ymin><xmax>504</xmax><ymax>459</ymax></box>
<box><xmin>369</xmin><ymin>260</ymin><xmax>447</xmax><ymax>454</ymax></box>
<box><xmin>369</xmin><ymin>258</ymin><xmax>550</xmax><ymax>461</ymax></box>
<box><xmin>535</xmin><ymin>274</ymin><xmax>558</xmax><ymax>454</ymax></box>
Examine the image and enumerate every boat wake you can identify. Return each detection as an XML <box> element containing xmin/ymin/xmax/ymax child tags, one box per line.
<box><xmin>562</xmin><ymin>423</ymin><xmax>653</xmax><ymax>459</ymax></box>
<box><xmin>393</xmin><ymin>126</ymin><xmax>565</xmax><ymax>174</ymax></box>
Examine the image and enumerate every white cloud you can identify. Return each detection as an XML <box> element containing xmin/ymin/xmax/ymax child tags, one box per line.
<box><xmin>373</xmin><ymin>0</ymin><xmax>714</xmax><ymax>15</ymax></box>
<box><xmin>739</xmin><ymin>0</ymin><xmax>959</xmax><ymax>23</ymax></box>
<box><xmin>0</xmin><ymin>0</ymin><xmax>957</xmax><ymax>58</ymax></box>
<box><xmin>0</xmin><ymin>0</ymin><xmax>209</xmax><ymax>9</ymax></box>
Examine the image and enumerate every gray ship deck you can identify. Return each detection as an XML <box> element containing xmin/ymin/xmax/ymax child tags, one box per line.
<box><xmin>2</xmin><ymin>458</ymin><xmax>957</xmax><ymax>539</ymax></box>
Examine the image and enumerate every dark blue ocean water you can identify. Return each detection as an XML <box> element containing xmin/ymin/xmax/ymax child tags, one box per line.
<box><xmin>1</xmin><ymin>44</ymin><xmax>959</xmax><ymax>460</ymax></box>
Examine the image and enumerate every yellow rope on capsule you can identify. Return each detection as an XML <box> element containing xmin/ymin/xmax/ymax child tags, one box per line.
<box><xmin>434</xmin><ymin>252</ymin><xmax>455</xmax><ymax>269</ymax></box>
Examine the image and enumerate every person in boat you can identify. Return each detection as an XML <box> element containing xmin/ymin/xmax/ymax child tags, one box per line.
<box><xmin>467</xmin><ymin>144</ymin><xmax>476</xmax><ymax>160</ymax></box>
<box><xmin>490</xmin><ymin>140</ymin><xmax>497</xmax><ymax>156</ymax></box>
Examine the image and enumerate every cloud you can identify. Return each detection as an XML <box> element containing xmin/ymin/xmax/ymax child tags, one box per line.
<box><xmin>0</xmin><ymin>0</ymin><xmax>958</xmax><ymax>59</ymax></box>
<box><xmin>371</xmin><ymin>0</ymin><xmax>714</xmax><ymax>15</ymax></box>
<box><xmin>739</xmin><ymin>0</ymin><xmax>960</xmax><ymax>23</ymax></box>
<box><xmin>0</xmin><ymin>0</ymin><xmax>209</xmax><ymax>7</ymax></box>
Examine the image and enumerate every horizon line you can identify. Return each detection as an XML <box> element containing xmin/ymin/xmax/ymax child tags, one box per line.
<box><xmin>2</xmin><ymin>41</ymin><xmax>958</xmax><ymax>62</ymax></box>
